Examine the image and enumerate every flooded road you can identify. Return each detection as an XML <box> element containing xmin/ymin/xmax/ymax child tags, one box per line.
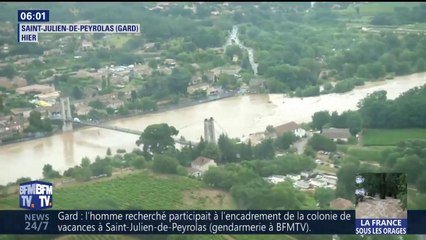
<box><xmin>225</xmin><ymin>25</ymin><xmax>258</xmax><ymax>75</ymax></box>
<box><xmin>0</xmin><ymin>72</ymin><xmax>426</xmax><ymax>184</ymax></box>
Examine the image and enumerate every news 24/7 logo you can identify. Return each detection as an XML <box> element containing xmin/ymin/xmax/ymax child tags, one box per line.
<box><xmin>19</xmin><ymin>181</ymin><xmax>53</xmax><ymax>210</ymax></box>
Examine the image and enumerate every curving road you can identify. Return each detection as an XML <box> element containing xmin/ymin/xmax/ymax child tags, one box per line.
<box><xmin>224</xmin><ymin>25</ymin><xmax>258</xmax><ymax>75</ymax></box>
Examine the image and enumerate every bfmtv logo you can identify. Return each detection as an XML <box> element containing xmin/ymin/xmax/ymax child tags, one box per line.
<box><xmin>19</xmin><ymin>181</ymin><xmax>53</xmax><ymax>210</ymax></box>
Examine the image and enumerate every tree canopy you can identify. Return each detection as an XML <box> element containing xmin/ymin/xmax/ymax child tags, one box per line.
<box><xmin>136</xmin><ymin>123</ymin><xmax>179</xmax><ymax>156</ymax></box>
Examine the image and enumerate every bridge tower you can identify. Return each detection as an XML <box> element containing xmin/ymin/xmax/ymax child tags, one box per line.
<box><xmin>204</xmin><ymin>117</ymin><xmax>215</xmax><ymax>143</ymax></box>
<box><xmin>60</xmin><ymin>97</ymin><xmax>73</xmax><ymax>132</ymax></box>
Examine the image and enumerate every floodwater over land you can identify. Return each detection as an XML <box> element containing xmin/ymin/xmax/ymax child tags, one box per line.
<box><xmin>0</xmin><ymin>72</ymin><xmax>426</xmax><ymax>184</ymax></box>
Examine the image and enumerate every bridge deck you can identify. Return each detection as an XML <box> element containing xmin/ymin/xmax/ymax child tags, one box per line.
<box><xmin>73</xmin><ymin>121</ymin><xmax>194</xmax><ymax>145</ymax></box>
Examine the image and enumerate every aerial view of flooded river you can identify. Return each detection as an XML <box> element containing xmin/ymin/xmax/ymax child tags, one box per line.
<box><xmin>1</xmin><ymin>72</ymin><xmax>425</xmax><ymax>184</ymax></box>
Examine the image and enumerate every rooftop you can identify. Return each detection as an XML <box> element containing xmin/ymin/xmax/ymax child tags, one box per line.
<box><xmin>322</xmin><ymin>128</ymin><xmax>351</xmax><ymax>139</ymax></box>
<box><xmin>274</xmin><ymin>121</ymin><xmax>299</xmax><ymax>135</ymax></box>
<box><xmin>192</xmin><ymin>156</ymin><xmax>215</xmax><ymax>167</ymax></box>
<box><xmin>16</xmin><ymin>84</ymin><xmax>55</xmax><ymax>95</ymax></box>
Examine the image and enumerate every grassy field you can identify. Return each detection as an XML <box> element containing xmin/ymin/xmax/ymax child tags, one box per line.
<box><xmin>363</xmin><ymin>129</ymin><xmax>426</xmax><ymax>146</ymax></box>
<box><xmin>101</xmin><ymin>35</ymin><xmax>133</xmax><ymax>48</ymax></box>
<box><xmin>0</xmin><ymin>170</ymin><xmax>235</xmax><ymax>210</ymax></box>
<box><xmin>345</xmin><ymin>146</ymin><xmax>390</xmax><ymax>162</ymax></box>
<box><xmin>0</xmin><ymin>171</ymin><xmax>237</xmax><ymax>240</ymax></box>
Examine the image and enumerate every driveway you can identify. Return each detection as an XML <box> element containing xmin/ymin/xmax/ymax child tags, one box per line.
<box><xmin>293</xmin><ymin>132</ymin><xmax>313</xmax><ymax>154</ymax></box>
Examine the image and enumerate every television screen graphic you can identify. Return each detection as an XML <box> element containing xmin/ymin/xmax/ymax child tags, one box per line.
<box><xmin>1</xmin><ymin>2</ymin><xmax>426</xmax><ymax>239</ymax></box>
<box><xmin>355</xmin><ymin>173</ymin><xmax>407</xmax><ymax>235</ymax></box>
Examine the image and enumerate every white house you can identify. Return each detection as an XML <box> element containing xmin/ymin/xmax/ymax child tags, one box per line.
<box><xmin>285</xmin><ymin>174</ymin><xmax>301</xmax><ymax>182</ymax></box>
<box><xmin>271</xmin><ymin>121</ymin><xmax>306</xmax><ymax>138</ymax></box>
<box><xmin>294</xmin><ymin>180</ymin><xmax>310</xmax><ymax>190</ymax></box>
<box><xmin>264</xmin><ymin>175</ymin><xmax>287</xmax><ymax>184</ymax></box>
<box><xmin>323</xmin><ymin>174</ymin><xmax>338</xmax><ymax>185</ymax></box>
<box><xmin>309</xmin><ymin>179</ymin><xmax>327</xmax><ymax>188</ymax></box>
<box><xmin>188</xmin><ymin>156</ymin><xmax>217</xmax><ymax>177</ymax></box>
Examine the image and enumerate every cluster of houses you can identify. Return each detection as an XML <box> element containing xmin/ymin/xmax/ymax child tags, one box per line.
<box><xmin>185</xmin><ymin>156</ymin><xmax>338</xmax><ymax>192</ymax></box>
<box><xmin>246</xmin><ymin>121</ymin><xmax>307</xmax><ymax>146</ymax></box>
<box><xmin>0</xmin><ymin>80</ymin><xmax>133</xmax><ymax>142</ymax></box>
<box><xmin>263</xmin><ymin>171</ymin><xmax>337</xmax><ymax>190</ymax></box>
<box><xmin>246</xmin><ymin>120</ymin><xmax>352</xmax><ymax>146</ymax></box>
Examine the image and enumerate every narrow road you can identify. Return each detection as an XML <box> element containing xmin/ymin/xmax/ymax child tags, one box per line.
<box><xmin>293</xmin><ymin>132</ymin><xmax>313</xmax><ymax>155</ymax></box>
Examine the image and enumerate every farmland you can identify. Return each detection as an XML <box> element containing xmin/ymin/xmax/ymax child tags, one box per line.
<box><xmin>0</xmin><ymin>170</ymin><xmax>235</xmax><ymax>210</ymax></box>
<box><xmin>362</xmin><ymin>129</ymin><xmax>426</xmax><ymax>146</ymax></box>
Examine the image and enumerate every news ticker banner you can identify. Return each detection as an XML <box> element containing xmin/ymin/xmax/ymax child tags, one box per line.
<box><xmin>17</xmin><ymin>10</ymin><xmax>140</xmax><ymax>43</ymax></box>
<box><xmin>0</xmin><ymin>210</ymin><xmax>424</xmax><ymax>235</ymax></box>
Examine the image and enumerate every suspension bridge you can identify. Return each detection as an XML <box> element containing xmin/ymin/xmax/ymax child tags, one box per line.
<box><xmin>53</xmin><ymin>97</ymin><xmax>226</xmax><ymax>146</ymax></box>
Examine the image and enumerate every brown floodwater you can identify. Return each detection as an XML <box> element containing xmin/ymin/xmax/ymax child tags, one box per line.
<box><xmin>1</xmin><ymin>72</ymin><xmax>425</xmax><ymax>184</ymax></box>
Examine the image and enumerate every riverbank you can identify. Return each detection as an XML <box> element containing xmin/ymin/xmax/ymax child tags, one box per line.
<box><xmin>1</xmin><ymin>72</ymin><xmax>425</xmax><ymax>185</ymax></box>
<box><xmin>0</xmin><ymin>90</ymin><xmax>240</xmax><ymax>147</ymax></box>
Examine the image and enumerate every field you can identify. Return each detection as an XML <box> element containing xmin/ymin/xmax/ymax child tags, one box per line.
<box><xmin>344</xmin><ymin>146</ymin><xmax>393</xmax><ymax>162</ymax></box>
<box><xmin>337</xmin><ymin>2</ymin><xmax>420</xmax><ymax>16</ymax></box>
<box><xmin>101</xmin><ymin>35</ymin><xmax>133</xmax><ymax>48</ymax></box>
<box><xmin>362</xmin><ymin>129</ymin><xmax>426</xmax><ymax>146</ymax></box>
<box><xmin>0</xmin><ymin>171</ymin><xmax>237</xmax><ymax>240</ymax></box>
<box><xmin>0</xmin><ymin>170</ymin><xmax>235</xmax><ymax>210</ymax></box>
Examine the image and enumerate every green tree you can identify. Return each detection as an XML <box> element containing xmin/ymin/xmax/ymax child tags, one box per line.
<box><xmin>204</xmin><ymin>167</ymin><xmax>235</xmax><ymax>190</ymax></box>
<box><xmin>314</xmin><ymin>188</ymin><xmax>335</xmax><ymax>208</ymax></box>
<box><xmin>168</xmin><ymin>67</ymin><xmax>192</xmax><ymax>94</ymax></box>
<box><xmin>75</xmin><ymin>167</ymin><xmax>92</xmax><ymax>182</ymax></box>
<box><xmin>28</xmin><ymin>111</ymin><xmax>43</xmax><ymax>129</ymax></box>
<box><xmin>304</xmin><ymin>145</ymin><xmax>316</xmax><ymax>158</ymax></box>
<box><xmin>271</xmin><ymin>181</ymin><xmax>301</xmax><ymax>209</ymax></box>
<box><xmin>415</xmin><ymin>59</ymin><xmax>426</xmax><ymax>72</ymax></box>
<box><xmin>148</xmin><ymin>60</ymin><xmax>158</xmax><ymax>69</ymax></box>
<box><xmin>16</xmin><ymin>177</ymin><xmax>32</xmax><ymax>184</ymax></box>
<box><xmin>152</xmin><ymin>154</ymin><xmax>179</xmax><ymax>174</ymax></box>
<box><xmin>130</xmin><ymin>155</ymin><xmax>146</xmax><ymax>169</ymax></box>
<box><xmin>42</xmin><ymin>164</ymin><xmax>61</xmax><ymax>179</ymax></box>
<box><xmin>312</xmin><ymin>111</ymin><xmax>331</xmax><ymax>130</ymax></box>
<box><xmin>344</xmin><ymin>111</ymin><xmax>363</xmax><ymax>135</ymax></box>
<box><xmin>238</xmin><ymin>141</ymin><xmax>253</xmax><ymax>161</ymax></box>
<box><xmin>335</xmin><ymin>163</ymin><xmax>359</xmax><ymax>200</ymax></box>
<box><xmin>416</xmin><ymin>173</ymin><xmax>426</xmax><ymax>193</ymax></box>
<box><xmin>225</xmin><ymin>45</ymin><xmax>242</xmax><ymax>61</ymax></box>
<box><xmin>106</xmin><ymin>148</ymin><xmax>112</xmax><ymax>156</ymax></box>
<box><xmin>72</xmin><ymin>86</ymin><xmax>84</xmax><ymax>99</ymax></box>
<box><xmin>0</xmin><ymin>95</ymin><xmax>3</xmax><ymax>112</ymax></box>
<box><xmin>254</xmin><ymin>139</ymin><xmax>275</xmax><ymax>159</ymax></box>
<box><xmin>101</xmin><ymin>78</ymin><xmax>107</xmax><ymax>90</ymax></box>
<box><xmin>357</xmin><ymin>90</ymin><xmax>388</xmax><ymax>128</ymax></box>
<box><xmin>141</xmin><ymin>97</ymin><xmax>157</xmax><ymax>112</ymax></box>
<box><xmin>217</xmin><ymin>134</ymin><xmax>238</xmax><ymax>163</ymax></box>
<box><xmin>307</xmin><ymin>134</ymin><xmax>337</xmax><ymax>152</ymax></box>
<box><xmin>1</xmin><ymin>64</ymin><xmax>16</xmax><ymax>79</ymax></box>
<box><xmin>88</xmin><ymin>100</ymin><xmax>105</xmax><ymax>109</ymax></box>
<box><xmin>275</xmin><ymin>132</ymin><xmax>297</xmax><ymax>150</ymax></box>
<box><xmin>201</xmin><ymin>143</ymin><xmax>221</xmax><ymax>161</ymax></box>
<box><xmin>27</xmin><ymin>111</ymin><xmax>52</xmax><ymax>133</ymax></box>
<box><xmin>136</xmin><ymin>123</ymin><xmax>179</xmax><ymax>155</ymax></box>
<box><xmin>81</xmin><ymin>157</ymin><xmax>91</xmax><ymax>168</ymax></box>
<box><xmin>90</xmin><ymin>158</ymin><xmax>113</xmax><ymax>177</ymax></box>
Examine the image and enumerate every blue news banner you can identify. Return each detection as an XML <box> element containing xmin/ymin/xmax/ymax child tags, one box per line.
<box><xmin>0</xmin><ymin>210</ymin><xmax>355</xmax><ymax>234</ymax></box>
<box><xmin>0</xmin><ymin>210</ymin><xmax>425</xmax><ymax>235</ymax></box>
